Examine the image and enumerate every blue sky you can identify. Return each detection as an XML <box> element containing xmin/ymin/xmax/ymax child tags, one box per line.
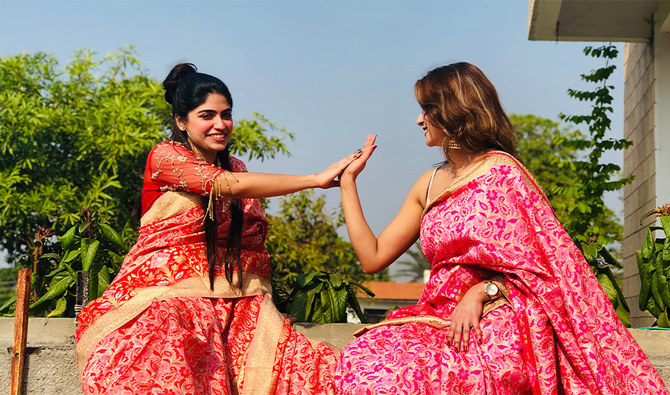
<box><xmin>1</xmin><ymin>1</ymin><xmax>624</xmax><ymax>274</ymax></box>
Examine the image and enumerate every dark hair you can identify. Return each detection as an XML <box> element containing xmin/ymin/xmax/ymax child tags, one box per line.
<box><xmin>163</xmin><ymin>63</ymin><xmax>244</xmax><ymax>290</ymax></box>
<box><xmin>414</xmin><ymin>62</ymin><xmax>518</xmax><ymax>161</ymax></box>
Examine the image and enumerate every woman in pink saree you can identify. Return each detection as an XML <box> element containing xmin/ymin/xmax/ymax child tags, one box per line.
<box><xmin>336</xmin><ymin>63</ymin><xmax>668</xmax><ymax>394</ymax></box>
<box><xmin>75</xmin><ymin>63</ymin><xmax>361</xmax><ymax>394</ymax></box>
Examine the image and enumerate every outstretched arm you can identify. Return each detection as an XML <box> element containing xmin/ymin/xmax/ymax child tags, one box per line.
<box><xmin>149</xmin><ymin>141</ymin><xmax>362</xmax><ymax>199</ymax></box>
<box><xmin>213</xmin><ymin>151</ymin><xmax>360</xmax><ymax>198</ymax></box>
<box><xmin>339</xmin><ymin>135</ymin><xmax>429</xmax><ymax>273</ymax></box>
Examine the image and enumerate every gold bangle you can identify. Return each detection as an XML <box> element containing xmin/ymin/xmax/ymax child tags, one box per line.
<box><xmin>220</xmin><ymin>171</ymin><xmax>234</xmax><ymax>195</ymax></box>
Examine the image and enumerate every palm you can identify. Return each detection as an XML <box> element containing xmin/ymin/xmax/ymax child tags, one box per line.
<box><xmin>343</xmin><ymin>134</ymin><xmax>376</xmax><ymax>178</ymax></box>
<box><xmin>393</xmin><ymin>242</ymin><xmax>430</xmax><ymax>282</ymax></box>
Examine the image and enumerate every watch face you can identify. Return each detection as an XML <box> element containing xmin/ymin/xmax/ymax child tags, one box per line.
<box><xmin>485</xmin><ymin>282</ymin><xmax>499</xmax><ymax>297</ymax></box>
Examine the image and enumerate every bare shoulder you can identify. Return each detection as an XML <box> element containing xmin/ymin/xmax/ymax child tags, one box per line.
<box><xmin>408</xmin><ymin>167</ymin><xmax>443</xmax><ymax>206</ymax></box>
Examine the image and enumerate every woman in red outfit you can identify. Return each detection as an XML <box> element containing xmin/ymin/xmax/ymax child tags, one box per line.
<box><xmin>75</xmin><ymin>63</ymin><xmax>360</xmax><ymax>394</ymax></box>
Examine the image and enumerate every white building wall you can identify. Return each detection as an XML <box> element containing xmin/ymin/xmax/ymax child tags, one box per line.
<box><xmin>623</xmin><ymin>41</ymin><xmax>656</xmax><ymax>327</ymax></box>
<box><xmin>654</xmin><ymin>30</ymin><xmax>670</xmax><ymax>205</ymax></box>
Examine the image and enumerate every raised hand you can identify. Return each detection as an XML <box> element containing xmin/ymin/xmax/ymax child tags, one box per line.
<box><xmin>342</xmin><ymin>134</ymin><xmax>377</xmax><ymax>181</ymax></box>
<box><xmin>314</xmin><ymin>149</ymin><xmax>364</xmax><ymax>189</ymax></box>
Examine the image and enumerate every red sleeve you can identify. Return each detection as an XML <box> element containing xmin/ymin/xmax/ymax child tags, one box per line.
<box><xmin>147</xmin><ymin>141</ymin><xmax>224</xmax><ymax>196</ymax></box>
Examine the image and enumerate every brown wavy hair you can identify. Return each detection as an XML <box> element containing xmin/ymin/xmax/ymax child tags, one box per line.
<box><xmin>414</xmin><ymin>62</ymin><xmax>518</xmax><ymax>161</ymax></box>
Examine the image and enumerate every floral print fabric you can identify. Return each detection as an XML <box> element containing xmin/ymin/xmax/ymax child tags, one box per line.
<box><xmin>76</xmin><ymin>142</ymin><xmax>337</xmax><ymax>394</ymax></box>
<box><xmin>337</xmin><ymin>152</ymin><xmax>667</xmax><ymax>394</ymax></box>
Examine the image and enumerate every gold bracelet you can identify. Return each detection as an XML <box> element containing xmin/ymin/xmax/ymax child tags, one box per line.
<box><xmin>220</xmin><ymin>171</ymin><xmax>234</xmax><ymax>195</ymax></box>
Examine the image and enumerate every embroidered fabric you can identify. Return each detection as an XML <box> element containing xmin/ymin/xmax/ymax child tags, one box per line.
<box><xmin>141</xmin><ymin>141</ymin><xmax>238</xmax><ymax>216</ymax></box>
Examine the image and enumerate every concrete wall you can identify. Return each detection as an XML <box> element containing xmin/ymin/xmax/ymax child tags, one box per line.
<box><xmin>1</xmin><ymin>318</ymin><xmax>669</xmax><ymax>394</ymax></box>
<box><xmin>623</xmin><ymin>41</ymin><xmax>657</xmax><ymax>327</ymax></box>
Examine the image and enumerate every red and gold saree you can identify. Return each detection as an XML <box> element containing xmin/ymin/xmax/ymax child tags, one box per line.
<box><xmin>76</xmin><ymin>142</ymin><xmax>336</xmax><ymax>394</ymax></box>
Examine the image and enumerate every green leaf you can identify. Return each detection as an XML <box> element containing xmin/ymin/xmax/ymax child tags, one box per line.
<box><xmin>98</xmin><ymin>265</ymin><xmax>111</xmax><ymax>295</ymax></box>
<box><xmin>46</xmin><ymin>296</ymin><xmax>68</xmax><ymax>317</ymax></box>
<box><xmin>348</xmin><ymin>280</ymin><xmax>375</xmax><ymax>297</ymax></box>
<box><xmin>582</xmin><ymin>242</ymin><xmax>599</xmax><ymax>263</ymax></box>
<box><xmin>318</xmin><ymin>287</ymin><xmax>332</xmax><ymax>323</ymax></box>
<box><xmin>295</xmin><ymin>272</ymin><xmax>316</xmax><ymax>289</ymax></box>
<box><xmin>599</xmin><ymin>247</ymin><xmax>623</xmax><ymax>269</ymax></box>
<box><xmin>647</xmin><ymin>297</ymin><xmax>663</xmax><ymax>317</ymax></box>
<box><xmin>642</xmin><ymin>228</ymin><xmax>655</xmax><ymax>260</ymax></box>
<box><xmin>657</xmin><ymin>267</ymin><xmax>670</xmax><ymax>307</ymax></box>
<box><xmin>30</xmin><ymin>276</ymin><xmax>73</xmax><ymax>310</ymax></box>
<box><xmin>79</xmin><ymin>221</ymin><xmax>91</xmax><ymax>234</ymax></box>
<box><xmin>108</xmin><ymin>250</ymin><xmax>125</xmax><ymax>272</ymax></box>
<box><xmin>332</xmin><ymin>287</ymin><xmax>349</xmax><ymax>322</ymax></box>
<box><xmin>81</xmin><ymin>239</ymin><xmax>100</xmax><ymax>271</ymax></box>
<box><xmin>0</xmin><ymin>296</ymin><xmax>17</xmax><ymax>314</ymax></box>
<box><xmin>346</xmin><ymin>287</ymin><xmax>368</xmax><ymax>324</ymax></box>
<box><xmin>658</xmin><ymin>311</ymin><xmax>670</xmax><ymax>328</ymax></box>
<box><xmin>99</xmin><ymin>223</ymin><xmax>125</xmax><ymax>249</ymax></box>
<box><xmin>62</xmin><ymin>249</ymin><xmax>81</xmax><ymax>264</ymax></box>
<box><xmin>61</xmin><ymin>262</ymin><xmax>77</xmax><ymax>282</ymax></box>
<box><xmin>60</xmin><ymin>225</ymin><xmax>77</xmax><ymax>250</ymax></box>
<box><xmin>305</xmin><ymin>286</ymin><xmax>317</xmax><ymax>321</ymax></box>
<box><xmin>329</xmin><ymin>272</ymin><xmax>343</xmax><ymax>289</ymax></box>
<box><xmin>596</xmin><ymin>273</ymin><xmax>618</xmax><ymax>309</ymax></box>
<box><xmin>615</xmin><ymin>302</ymin><xmax>631</xmax><ymax>327</ymax></box>
<box><xmin>651</xmin><ymin>271</ymin><xmax>666</xmax><ymax>311</ymax></box>
<box><xmin>664</xmin><ymin>238</ymin><xmax>670</xmax><ymax>263</ymax></box>
<box><xmin>602</xmin><ymin>266</ymin><xmax>629</xmax><ymax>311</ymax></box>
<box><xmin>48</xmin><ymin>269</ymin><xmax>70</xmax><ymax>288</ymax></box>
<box><xmin>40</xmin><ymin>253</ymin><xmax>60</xmax><ymax>261</ymax></box>
<box><xmin>287</xmin><ymin>290</ymin><xmax>311</xmax><ymax>322</ymax></box>
<box><xmin>89</xmin><ymin>269</ymin><xmax>99</xmax><ymax>300</ymax></box>
<box><xmin>661</xmin><ymin>216</ymin><xmax>670</xmax><ymax>239</ymax></box>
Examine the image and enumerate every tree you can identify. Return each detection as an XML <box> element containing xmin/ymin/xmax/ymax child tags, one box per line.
<box><xmin>392</xmin><ymin>241</ymin><xmax>430</xmax><ymax>283</ymax></box>
<box><xmin>557</xmin><ymin>44</ymin><xmax>632</xmax><ymax>246</ymax></box>
<box><xmin>512</xmin><ymin>113</ymin><xmax>623</xmax><ymax>242</ymax></box>
<box><xmin>0</xmin><ymin>48</ymin><xmax>294</xmax><ymax>264</ymax></box>
<box><xmin>266</xmin><ymin>190</ymin><xmax>388</xmax><ymax>295</ymax></box>
<box><xmin>554</xmin><ymin>44</ymin><xmax>632</xmax><ymax>325</ymax></box>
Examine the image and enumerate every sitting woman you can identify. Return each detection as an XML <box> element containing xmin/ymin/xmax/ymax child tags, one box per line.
<box><xmin>336</xmin><ymin>63</ymin><xmax>668</xmax><ymax>394</ymax></box>
<box><xmin>75</xmin><ymin>63</ymin><xmax>361</xmax><ymax>394</ymax></box>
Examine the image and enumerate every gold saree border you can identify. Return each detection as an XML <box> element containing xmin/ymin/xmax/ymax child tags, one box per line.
<box><xmin>75</xmin><ymin>273</ymin><xmax>272</xmax><ymax>375</ymax></box>
<box><xmin>240</xmin><ymin>295</ymin><xmax>286</xmax><ymax>395</ymax></box>
<box><xmin>353</xmin><ymin>316</ymin><xmax>450</xmax><ymax>337</ymax></box>
<box><xmin>423</xmin><ymin>152</ymin><xmax>549</xmax><ymax>217</ymax></box>
<box><xmin>352</xmin><ymin>299</ymin><xmax>510</xmax><ymax>338</ymax></box>
<box><xmin>140</xmin><ymin>191</ymin><xmax>202</xmax><ymax>227</ymax></box>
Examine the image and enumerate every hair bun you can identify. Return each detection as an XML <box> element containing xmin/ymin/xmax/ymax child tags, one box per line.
<box><xmin>163</xmin><ymin>63</ymin><xmax>197</xmax><ymax>105</ymax></box>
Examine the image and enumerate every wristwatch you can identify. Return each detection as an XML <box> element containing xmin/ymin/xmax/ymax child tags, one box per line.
<box><xmin>484</xmin><ymin>280</ymin><xmax>499</xmax><ymax>300</ymax></box>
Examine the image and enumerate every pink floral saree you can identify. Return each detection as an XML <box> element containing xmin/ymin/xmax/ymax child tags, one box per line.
<box><xmin>76</xmin><ymin>142</ymin><xmax>336</xmax><ymax>394</ymax></box>
<box><xmin>336</xmin><ymin>152</ymin><xmax>667</xmax><ymax>394</ymax></box>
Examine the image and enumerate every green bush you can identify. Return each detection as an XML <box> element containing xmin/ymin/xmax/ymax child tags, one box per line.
<box><xmin>637</xmin><ymin>205</ymin><xmax>670</xmax><ymax>327</ymax></box>
<box><xmin>277</xmin><ymin>271</ymin><xmax>374</xmax><ymax>324</ymax></box>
